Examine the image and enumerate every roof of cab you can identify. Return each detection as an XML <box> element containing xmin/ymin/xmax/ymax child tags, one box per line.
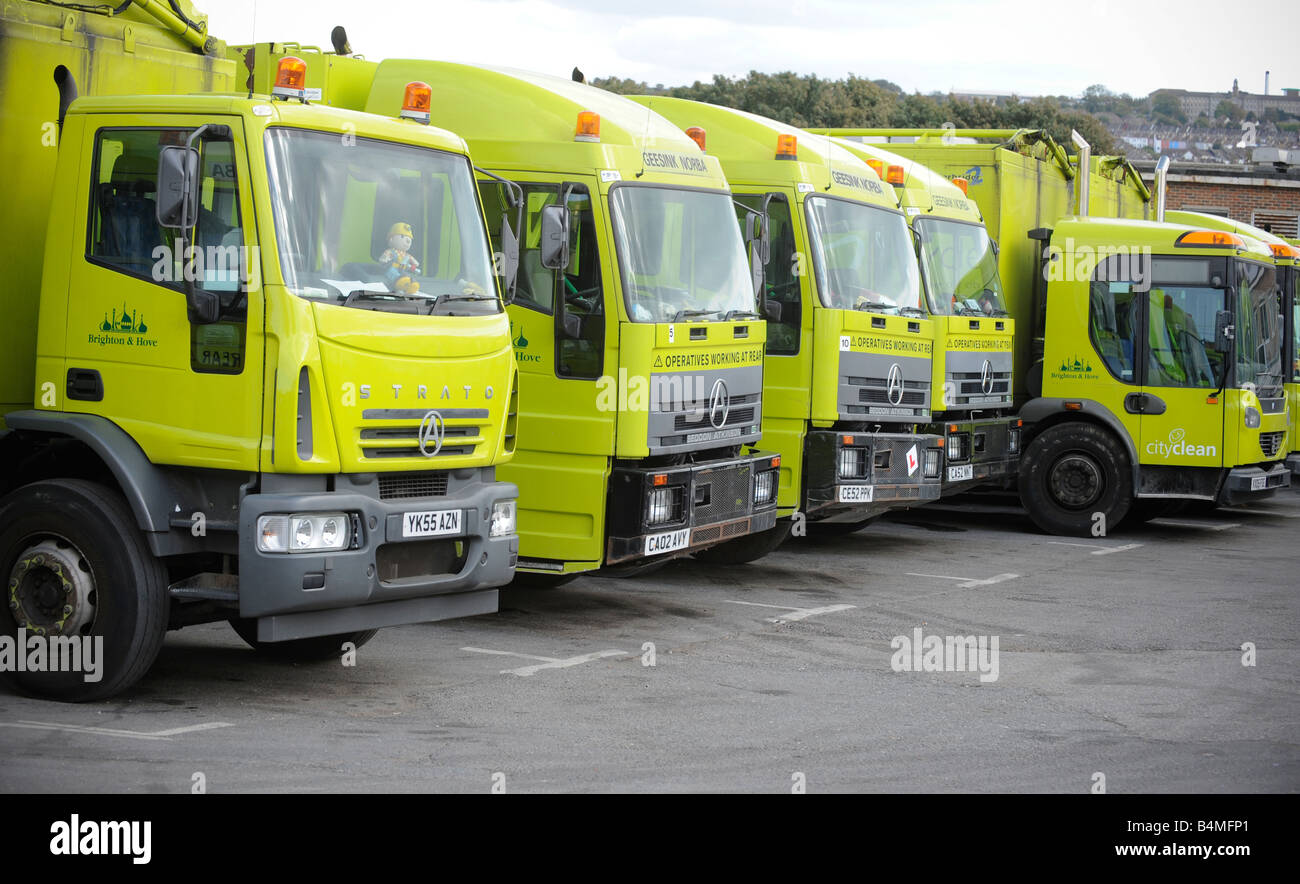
<box><xmin>1165</xmin><ymin>210</ymin><xmax>1296</xmax><ymax>262</ymax></box>
<box><xmin>1053</xmin><ymin>215</ymin><xmax>1274</xmax><ymax>259</ymax></box>
<box><xmin>362</xmin><ymin>62</ymin><xmax>727</xmax><ymax>186</ymax></box>
<box><xmin>832</xmin><ymin>138</ymin><xmax>984</xmax><ymax>225</ymax></box>
<box><xmin>631</xmin><ymin>96</ymin><xmax>897</xmax><ymax>210</ymax></box>
<box><xmin>66</xmin><ymin>93</ymin><xmax>471</xmax><ymax>154</ymax></box>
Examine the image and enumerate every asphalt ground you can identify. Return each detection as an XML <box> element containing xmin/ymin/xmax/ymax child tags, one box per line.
<box><xmin>2</xmin><ymin>488</ymin><xmax>1297</xmax><ymax>793</ymax></box>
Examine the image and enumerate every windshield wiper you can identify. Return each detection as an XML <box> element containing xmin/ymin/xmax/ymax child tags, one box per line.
<box><xmin>436</xmin><ymin>292</ymin><xmax>498</xmax><ymax>302</ymax></box>
<box><xmin>674</xmin><ymin>309</ymin><xmax>721</xmax><ymax>321</ymax></box>
<box><xmin>723</xmin><ymin>309</ymin><xmax>764</xmax><ymax>320</ymax></box>
<box><xmin>898</xmin><ymin>306</ymin><xmax>927</xmax><ymax>318</ymax></box>
<box><xmin>853</xmin><ymin>300</ymin><xmax>900</xmax><ymax>313</ymax></box>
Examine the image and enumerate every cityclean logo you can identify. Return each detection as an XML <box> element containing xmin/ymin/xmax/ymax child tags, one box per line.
<box><xmin>1146</xmin><ymin>427</ymin><xmax>1218</xmax><ymax>459</ymax></box>
<box><xmin>89</xmin><ymin>303</ymin><xmax>158</xmax><ymax>349</ymax></box>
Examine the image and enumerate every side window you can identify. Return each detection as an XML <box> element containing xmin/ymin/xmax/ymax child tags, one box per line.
<box><xmin>1146</xmin><ymin>286</ymin><xmax>1220</xmax><ymax>388</ymax></box>
<box><xmin>735</xmin><ymin>194</ymin><xmax>800</xmax><ymax>355</ymax></box>
<box><xmin>89</xmin><ymin>129</ymin><xmax>175</xmax><ymax>278</ymax></box>
<box><xmin>1088</xmin><ymin>280</ymin><xmax>1140</xmax><ymax>382</ymax></box>
<box><xmin>478</xmin><ymin>181</ymin><xmax>556</xmax><ymax>313</ymax></box>
<box><xmin>557</xmin><ymin>186</ymin><xmax>604</xmax><ymax>379</ymax></box>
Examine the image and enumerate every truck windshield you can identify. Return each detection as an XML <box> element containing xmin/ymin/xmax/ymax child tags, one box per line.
<box><xmin>1234</xmin><ymin>259</ymin><xmax>1283</xmax><ymax>397</ymax></box>
<box><xmin>914</xmin><ymin>217</ymin><xmax>1008</xmax><ymax>316</ymax></box>
<box><xmin>609</xmin><ymin>185</ymin><xmax>756</xmax><ymax>322</ymax></box>
<box><xmin>804</xmin><ymin>196</ymin><xmax>921</xmax><ymax>314</ymax></box>
<box><xmin>265</xmin><ymin>128</ymin><xmax>499</xmax><ymax>316</ymax></box>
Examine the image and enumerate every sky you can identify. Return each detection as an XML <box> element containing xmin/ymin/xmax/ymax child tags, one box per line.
<box><xmin>204</xmin><ymin>0</ymin><xmax>1298</xmax><ymax>99</ymax></box>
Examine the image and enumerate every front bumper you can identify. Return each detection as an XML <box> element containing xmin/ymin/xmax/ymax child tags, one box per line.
<box><xmin>605</xmin><ymin>450</ymin><xmax>780</xmax><ymax>565</ymax></box>
<box><xmin>804</xmin><ymin>429</ymin><xmax>943</xmax><ymax>522</ymax></box>
<box><xmin>237</xmin><ymin>470</ymin><xmax>518</xmax><ymax>635</ymax></box>
<box><xmin>931</xmin><ymin>416</ymin><xmax>1021</xmax><ymax>497</ymax></box>
<box><xmin>1219</xmin><ymin>461</ymin><xmax>1290</xmax><ymax>505</ymax></box>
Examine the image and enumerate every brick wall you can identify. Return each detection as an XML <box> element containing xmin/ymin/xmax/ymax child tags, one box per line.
<box><xmin>1143</xmin><ymin>175</ymin><xmax>1300</xmax><ymax>237</ymax></box>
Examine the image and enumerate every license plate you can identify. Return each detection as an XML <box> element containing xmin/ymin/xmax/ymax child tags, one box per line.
<box><xmin>644</xmin><ymin>528</ymin><xmax>690</xmax><ymax>557</ymax></box>
<box><xmin>402</xmin><ymin>508</ymin><xmax>462</xmax><ymax>538</ymax></box>
<box><xmin>947</xmin><ymin>464</ymin><xmax>974</xmax><ymax>482</ymax></box>
<box><xmin>838</xmin><ymin>484</ymin><xmax>874</xmax><ymax>503</ymax></box>
<box><xmin>1251</xmin><ymin>475</ymin><xmax>1268</xmax><ymax>491</ymax></box>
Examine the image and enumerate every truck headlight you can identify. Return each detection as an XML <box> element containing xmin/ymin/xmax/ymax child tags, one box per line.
<box><xmin>258</xmin><ymin>512</ymin><xmax>350</xmax><ymax>553</ymax></box>
<box><xmin>838</xmin><ymin>447</ymin><xmax>867</xmax><ymax>478</ymax></box>
<box><xmin>646</xmin><ymin>486</ymin><xmax>683</xmax><ymax>526</ymax></box>
<box><xmin>924</xmin><ymin>448</ymin><xmax>942</xmax><ymax>479</ymax></box>
<box><xmin>1244</xmin><ymin>406</ymin><xmax>1261</xmax><ymax>429</ymax></box>
<box><xmin>1008</xmin><ymin>428</ymin><xmax>1020</xmax><ymax>454</ymax></box>
<box><xmin>490</xmin><ymin>500</ymin><xmax>516</xmax><ymax>537</ymax></box>
<box><xmin>947</xmin><ymin>433</ymin><xmax>967</xmax><ymax>462</ymax></box>
<box><xmin>754</xmin><ymin>469</ymin><xmax>778</xmax><ymax>504</ymax></box>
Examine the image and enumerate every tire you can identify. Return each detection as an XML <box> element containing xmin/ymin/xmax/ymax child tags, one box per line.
<box><xmin>1019</xmin><ymin>423</ymin><xmax>1132</xmax><ymax>536</ymax></box>
<box><xmin>228</xmin><ymin>620</ymin><xmax>378</xmax><ymax>663</ymax></box>
<box><xmin>0</xmin><ymin>479</ymin><xmax>168</xmax><ymax>701</ymax></box>
<box><xmin>691</xmin><ymin>522</ymin><xmax>792</xmax><ymax>564</ymax></box>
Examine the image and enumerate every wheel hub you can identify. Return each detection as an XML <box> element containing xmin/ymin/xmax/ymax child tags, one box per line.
<box><xmin>7</xmin><ymin>539</ymin><xmax>96</xmax><ymax>636</ymax></box>
<box><xmin>1048</xmin><ymin>453</ymin><xmax>1105</xmax><ymax>510</ymax></box>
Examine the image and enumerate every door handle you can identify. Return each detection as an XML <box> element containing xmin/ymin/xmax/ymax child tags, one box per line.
<box><xmin>1124</xmin><ymin>392</ymin><xmax>1167</xmax><ymax>415</ymax></box>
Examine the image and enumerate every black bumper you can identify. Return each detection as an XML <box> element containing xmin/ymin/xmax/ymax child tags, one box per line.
<box><xmin>237</xmin><ymin>470</ymin><xmax>517</xmax><ymax>635</ymax></box>
<box><xmin>930</xmin><ymin>416</ymin><xmax>1022</xmax><ymax>497</ymax></box>
<box><xmin>804</xmin><ymin>429</ymin><xmax>943</xmax><ymax>522</ymax></box>
<box><xmin>605</xmin><ymin>450</ymin><xmax>780</xmax><ymax>565</ymax></box>
<box><xmin>1219</xmin><ymin>461</ymin><xmax>1290</xmax><ymax>505</ymax></box>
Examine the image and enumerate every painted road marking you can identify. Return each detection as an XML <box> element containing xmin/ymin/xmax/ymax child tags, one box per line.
<box><xmin>0</xmin><ymin>720</ymin><xmax>232</xmax><ymax>742</ymax></box>
<box><xmin>461</xmin><ymin>646</ymin><xmax>627</xmax><ymax>677</ymax></box>
<box><xmin>723</xmin><ymin>600</ymin><xmax>856</xmax><ymax>623</ymax></box>
<box><xmin>905</xmin><ymin>572</ymin><xmax>1019</xmax><ymax>588</ymax></box>
<box><xmin>1150</xmin><ymin>519</ymin><xmax>1240</xmax><ymax>531</ymax></box>
<box><xmin>1047</xmin><ymin>541</ymin><xmax>1144</xmax><ymax>556</ymax></box>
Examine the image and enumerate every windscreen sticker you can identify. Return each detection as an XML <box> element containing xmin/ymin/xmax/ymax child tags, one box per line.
<box><xmin>843</xmin><ymin>333</ymin><xmax>932</xmax><ymax>356</ymax></box>
<box><xmin>641</xmin><ymin>150</ymin><xmax>710</xmax><ymax>174</ymax></box>
<box><xmin>652</xmin><ymin>347</ymin><xmax>764</xmax><ymax>369</ymax></box>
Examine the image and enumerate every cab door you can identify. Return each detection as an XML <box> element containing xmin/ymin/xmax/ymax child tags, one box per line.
<box><xmin>64</xmin><ymin>115</ymin><xmax>263</xmax><ymax>472</ymax></box>
<box><xmin>1133</xmin><ymin>259</ymin><xmax>1227</xmax><ymax>471</ymax></box>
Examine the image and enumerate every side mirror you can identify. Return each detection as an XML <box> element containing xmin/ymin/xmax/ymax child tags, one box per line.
<box><xmin>539</xmin><ymin>204</ymin><xmax>570</xmax><ymax>271</ymax></box>
<box><xmin>498</xmin><ymin>212</ymin><xmax>520</xmax><ymax>304</ymax></box>
<box><xmin>1214</xmin><ymin>309</ymin><xmax>1235</xmax><ymax>353</ymax></box>
<box><xmin>156</xmin><ymin>145</ymin><xmax>199</xmax><ymax>229</ymax></box>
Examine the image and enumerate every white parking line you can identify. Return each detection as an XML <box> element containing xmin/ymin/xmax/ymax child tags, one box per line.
<box><xmin>905</xmin><ymin>572</ymin><xmax>1019</xmax><ymax>588</ymax></box>
<box><xmin>723</xmin><ymin>600</ymin><xmax>856</xmax><ymax>623</ymax></box>
<box><xmin>1150</xmin><ymin>519</ymin><xmax>1240</xmax><ymax>531</ymax></box>
<box><xmin>1047</xmin><ymin>540</ymin><xmax>1144</xmax><ymax>555</ymax></box>
<box><xmin>461</xmin><ymin>646</ymin><xmax>628</xmax><ymax>677</ymax></box>
<box><xmin>0</xmin><ymin>720</ymin><xmax>232</xmax><ymax>742</ymax></box>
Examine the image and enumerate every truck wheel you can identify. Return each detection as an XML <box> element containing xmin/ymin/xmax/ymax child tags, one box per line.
<box><xmin>0</xmin><ymin>479</ymin><xmax>168</xmax><ymax>701</ymax></box>
<box><xmin>1020</xmin><ymin>423</ymin><xmax>1132</xmax><ymax>536</ymax></box>
<box><xmin>227</xmin><ymin>620</ymin><xmax>378</xmax><ymax>662</ymax></box>
<box><xmin>691</xmin><ymin>522</ymin><xmax>792</xmax><ymax>564</ymax></box>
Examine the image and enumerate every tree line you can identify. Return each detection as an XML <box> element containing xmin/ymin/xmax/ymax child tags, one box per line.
<box><xmin>592</xmin><ymin>72</ymin><xmax>1118</xmax><ymax>153</ymax></box>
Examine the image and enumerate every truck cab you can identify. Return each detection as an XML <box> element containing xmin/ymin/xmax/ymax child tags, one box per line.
<box><xmin>631</xmin><ymin>99</ymin><xmax>942</xmax><ymax>550</ymax></box>
<box><xmin>358</xmin><ymin>64</ymin><xmax>780</xmax><ymax>575</ymax></box>
<box><xmin>825</xmin><ymin>137</ymin><xmax>1021</xmax><ymax>496</ymax></box>
<box><xmin>1020</xmin><ymin>216</ymin><xmax>1290</xmax><ymax>533</ymax></box>
<box><xmin>1</xmin><ymin>6</ymin><xmax>518</xmax><ymax>699</ymax></box>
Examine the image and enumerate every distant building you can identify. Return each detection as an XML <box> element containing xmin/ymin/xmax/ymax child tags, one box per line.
<box><xmin>1153</xmin><ymin>82</ymin><xmax>1300</xmax><ymax>119</ymax></box>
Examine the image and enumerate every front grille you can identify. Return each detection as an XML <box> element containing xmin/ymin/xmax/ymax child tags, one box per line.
<box><xmin>1260</xmin><ymin>431</ymin><xmax>1285</xmax><ymax>457</ymax></box>
<box><xmin>358</xmin><ymin>407</ymin><xmax>488</xmax><ymax>460</ymax></box>
<box><xmin>674</xmin><ymin>406</ymin><xmax>756</xmax><ymax>432</ymax></box>
<box><xmin>378</xmin><ymin>471</ymin><xmax>449</xmax><ymax>500</ymax></box>
<box><xmin>949</xmin><ymin>370</ymin><xmax>1013</xmax><ymax>404</ymax></box>
<box><xmin>858</xmin><ymin>386</ymin><xmax>927</xmax><ymax>406</ymax></box>
<box><xmin>693</xmin><ymin>463</ymin><xmax>753</xmax><ymax>525</ymax></box>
